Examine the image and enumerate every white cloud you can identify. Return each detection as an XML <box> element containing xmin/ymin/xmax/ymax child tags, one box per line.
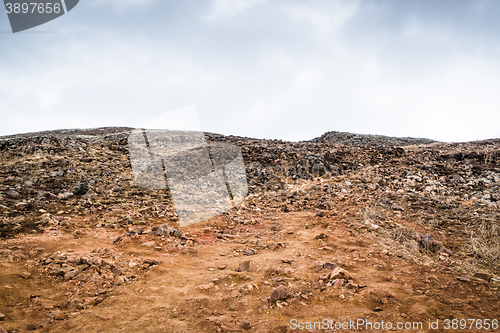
<box><xmin>287</xmin><ymin>0</ymin><xmax>360</xmax><ymax>40</ymax></box>
<box><xmin>1</xmin><ymin>0</ymin><xmax>500</xmax><ymax>142</ymax></box>
<box><xmin>204</xmin><ymin>0</ymin><xmax>267</xmax><ymax>21</ymax></box>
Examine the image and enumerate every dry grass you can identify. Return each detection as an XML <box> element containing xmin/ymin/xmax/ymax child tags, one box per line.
<box><xmin>465</xmin><ymin>221</ymin><xmax>500</xmax><ymax>273</ymax></box>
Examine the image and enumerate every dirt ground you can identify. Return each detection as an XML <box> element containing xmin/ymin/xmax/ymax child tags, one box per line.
<box><xmin>1</xmin><ymin>203</ymin><xmax>498</xmax><ymax>333</ymax></box>
<box><xmin>1</xmin><ymin>129</ymin><xmax>499</xmax><ymax>332</ymax></box>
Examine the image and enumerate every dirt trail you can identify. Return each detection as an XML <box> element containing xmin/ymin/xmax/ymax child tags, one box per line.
<box><xmin>1</xmin><ymin>208</ymin><xmax>498</xmax><ymax>333</ymax></box>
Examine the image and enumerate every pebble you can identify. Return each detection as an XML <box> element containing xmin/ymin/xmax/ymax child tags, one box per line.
<box><xmin>237</xmin><ymin>260</ymin><xmax>251</xmax><ymax>272</ymax></box>
<box><xmin>474</xmin><ymin>272</ymin><xmax>492</xmax><ymax>281</ymax></box>
<box><xmin>329</xmin><ymin>267</ymin><xmax>350</xmax><ymax>280</ymax></box>
<box><xmin>270</xmin><ymin>285</ymin><xmax>290</xmax><ymax>303</ymax></box>
<box><xmin>241</xmin><ymin>322</ymin><xmax>251</xmax><ymax>330</ymax></box>
<box><xmin>0</xmin><ymin>313</ymin><xmax>4</xmax><ymax>321</ymax></box>
<box><xmin>26</xmin><ymin>324</ymin><xmax>37</xmax><ymax>330</ymax></box>
<box><xmin>21</xmin><ymin>272</ymin><xmax>31</xmax><ymax>279</ymax></box>
<box><xmin>332</xmin><ymin>279</ymin><xmax>343</xmax><ymax>288</ymax></box>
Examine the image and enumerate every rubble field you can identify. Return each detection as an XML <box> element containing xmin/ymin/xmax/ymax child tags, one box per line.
<box><xmin>0</xmin><ymin>127</ymin><xmax>499</xmax><ymax>332</ymax></box>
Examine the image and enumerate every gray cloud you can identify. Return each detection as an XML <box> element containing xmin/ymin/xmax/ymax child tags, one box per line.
<box><xmin>1</xmin><ymin>0</ymin><xmax>499</xmax><ymax>141</ymax></box>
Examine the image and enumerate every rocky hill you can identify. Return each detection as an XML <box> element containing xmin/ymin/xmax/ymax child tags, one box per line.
<box><xmin>309</xmin><ymin>130</ymin><xmax>437</xmax><ymax>146</ymax></box>
<box><xmin>0</xmin><ymin>127</ymin><xmax>499</xmax><ymax>332</ymax></box>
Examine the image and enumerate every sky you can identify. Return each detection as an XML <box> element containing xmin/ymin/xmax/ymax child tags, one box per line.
<box><xmin>1</xmin><ymin>0</ymin><xmax>500</xmax><ymax>142</ymax></box>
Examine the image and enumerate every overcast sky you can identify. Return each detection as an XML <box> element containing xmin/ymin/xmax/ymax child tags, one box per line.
<box><xmin>1</xmin><ymin>0</ymin><xmax>500</xmax><ymax>142</ymax></box>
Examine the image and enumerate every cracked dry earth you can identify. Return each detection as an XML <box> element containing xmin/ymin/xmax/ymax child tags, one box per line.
<box><xmin>0</xmin><ymin>128</ymin><xmax>499</xmax><ymax>332</ymax></box>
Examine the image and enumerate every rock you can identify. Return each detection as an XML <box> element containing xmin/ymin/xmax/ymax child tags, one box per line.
<box><xmin>365</xmin><ymin>221</ymin><xmax>379</xmax><ymax>231</ymax></box>
<box><xmin>114</xmin><ymin>276</ymin><xmax>127</xmax><ymax>286</ymax></box>
<box><xmin>474</xmin><ymin>272</ymin><xmax>492</xmax><ymax>282</ymax></box>
<box><xmin>153</xmin><ymin>224</ymin><xmax>170</xmax><ymax>236</ymax></box>
<box><xmin>418</xmin><ymin>234</ymin><xmax>452</xmax><ymax>255</ymax></box>
<box><xmin>49</xmin><ymin>269</ymin><xmax>68</xmax><ymax>277</ymax></box>
<box><xmin>328</xmin><ymin>267</ymin><xmax>350</xmax><ymax>280</ymax></box>
<box><xmin>332</xmin><ymin>279</ymin><xmax>343</xmax><ymax>288</ymax></box>
<box><xmin>170</xmin><ymin>227</ymin><xmax>183</xmax><ymax>238</ymax></box>
<box><xmin>323</xmin><ymin>262</ymin><xmax>338</xmax><ymax>270</ymax></box>
<box><xmin>457</xmin><ymin>277</ymin><xmax>470</xmax><ymax>282</ymax></box>
<box><xmin>198</xmin><ymin>283</ymin><xmax>213</xmax><ymax>290</ymax></box>
<box><xmin>21</xmin><ymin>272</ymin><xmax>31</xmax><ymax>279</ymax></box>
<box><xmin>49</xmin><ymin>310</ymin><xmax>67</xmax><ymax>320</ymax></box>
<box><xmin>242</xmin><ymin>249</ymin><xmax>257</xmax><ymax>256</ymax></box>
<box><xmin>26</xmin><ymin>323</ymin><xmax>37</xmax><ymax>330</ymax></box>
<box><xmin>0</xmin><ymin>313</ymin><xmax>4</xmax><ymax>321</ymax></box>
<box><xmin>6</xmin><ymin>189</ymin><xmax>20</xmax><ymax>198</ymax></box>
<box><xmin>270</xmin><ymin>285</ymin><xmax>290</xmax><ymax>303</ymax></box>
<box><xmin>73</xmin><ymin>182</ymin><xmax>89</xmax><ymax>196</ymax></box>
<box><xmin>242</xmin><ymin>322</ymin><xmax>252</xmax><ymax>330</ymax></box>
<box><xmin>237</xmin><ymin>260</ymin><xmax>250</xmax><ymax>272</ymax></box>
<box><xmin>315</xmin><ymin>233</ymin><xmax>328</xmax><ymax>239</ymax></box>
<box><xmin>64</xmin><ymin>270</ymin><xmax>78</xmax><ymax>281</ymax></box>
<box><xmin>141</xmin><ymin>241</ymin><xmax>156</xmax><ymax>247</ymax></box>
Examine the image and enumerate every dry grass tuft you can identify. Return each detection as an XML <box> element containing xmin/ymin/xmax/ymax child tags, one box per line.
<box><xmin>465</xmin><ymin>221</ymin><xmax>500</xmax><ymax>272</ymax></box>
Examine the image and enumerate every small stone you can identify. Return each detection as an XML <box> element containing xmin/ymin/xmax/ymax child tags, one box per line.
<box><xmin>218</xmin><ymin>266</ymin><xmax>227</xmax><ymax>270</ymax></box>
<box><xmin>329</xmin><ymin>267</ymin><xmax>350</xmax><ymax>280</ymax></box>
<box><xmin>49</xmin><ymin>310</ymin><xmax>67</xmax><ymax>320</ymax></box>
<box><xmin>114</xmin><ymin>276</ymin><xmax>126</xmax><ymax>286</ymax></box>
<box><xmin>242</xmin><ymin>322</ymin><xmax>251</xmax><ymax>330</ymax></box>
<box><xmin>154</xmin><ymin>224</ymin><xmax>171</xmax><ymax>236</ymax></box>
<box><xmin>270</xmin><ymin>285</ymin><xmax>290</xmax><ymax>303</ymax></box>
<box><xmin>6</xmin><ymin>189</ymin><xmax>20</xmax><ymax>198</ymax></box>
<box><xmin>242</xmin><ymin>249</ymin><xmax>257</xmax><ymax>256</ymax></box>
<box><xmin>474</xmin><ymin>272</ymin><xmax>492</xmax><ymax>282</ymax></box>
<box><xmin>170</xmin><ymin>227</ymin><xmax>183</xmax><ymax>238</ymax></box>
<box><xmin>237</xmin><ymin>260</ymin><xmax>251</xmax><ymax>272</ymax></box>
<box><xmin>0</xmin><ymin>313</ymin><xmax>4</xmax><ymax>321</ymax></box>
<box><xmin>332</xmin><ymin>279</ymin><xmax>343</xmax><ymax>288</ymax></box>
<box><xmin>198</xmin><ymin>284</ymin><xmax>213</xmax><ymax>290</ymax></box>
<box><xmin>64</xmin><ymin>271</ymin><xmax>77</xmax><ymax>281</ymax></box>
<box><xmin>380</xmin><ymin>250</ymin><xmax>389</xmax><ymax>255</ymax></box>
<box><xmin>21</xmin><ymin>272</ymin><xmax>31</xmax><ymax>279</ymax></box>
<box><xmin>323</xmin><ymin>262</ymin><xmax>338</xmax><ymax>270</ymax></box>
<box><xmin>315</xmin><ymin>233</ymin><xmax>328</xmax><ymax>239</ymax></box>
<box><xmin>154</xmin><ymin>247</ymin><xmax>163</xmax><ymax>251</ymax></box>
<box><xmin>26</xmin><ymin>324</ymin><xmax>37</xmax><ymax>330</ymax></box>
<box><xmin>141</xmin><ymin>241</ymin><xmax>156</xmax><ymax>247</ymax></box>
<box><xmin>300</xmin><ymin>294</ymin><xmax>309</xmax><ymax>300</ymax></box>
<box><xmin>373</xmin><ymin>307</ymin><xmax>383</xmax><ymax>312</ymax></box>
<box><xmin>457</xmin><ymin>277</ymin><xmax>469</xmax><ymax>282</ymax></box>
